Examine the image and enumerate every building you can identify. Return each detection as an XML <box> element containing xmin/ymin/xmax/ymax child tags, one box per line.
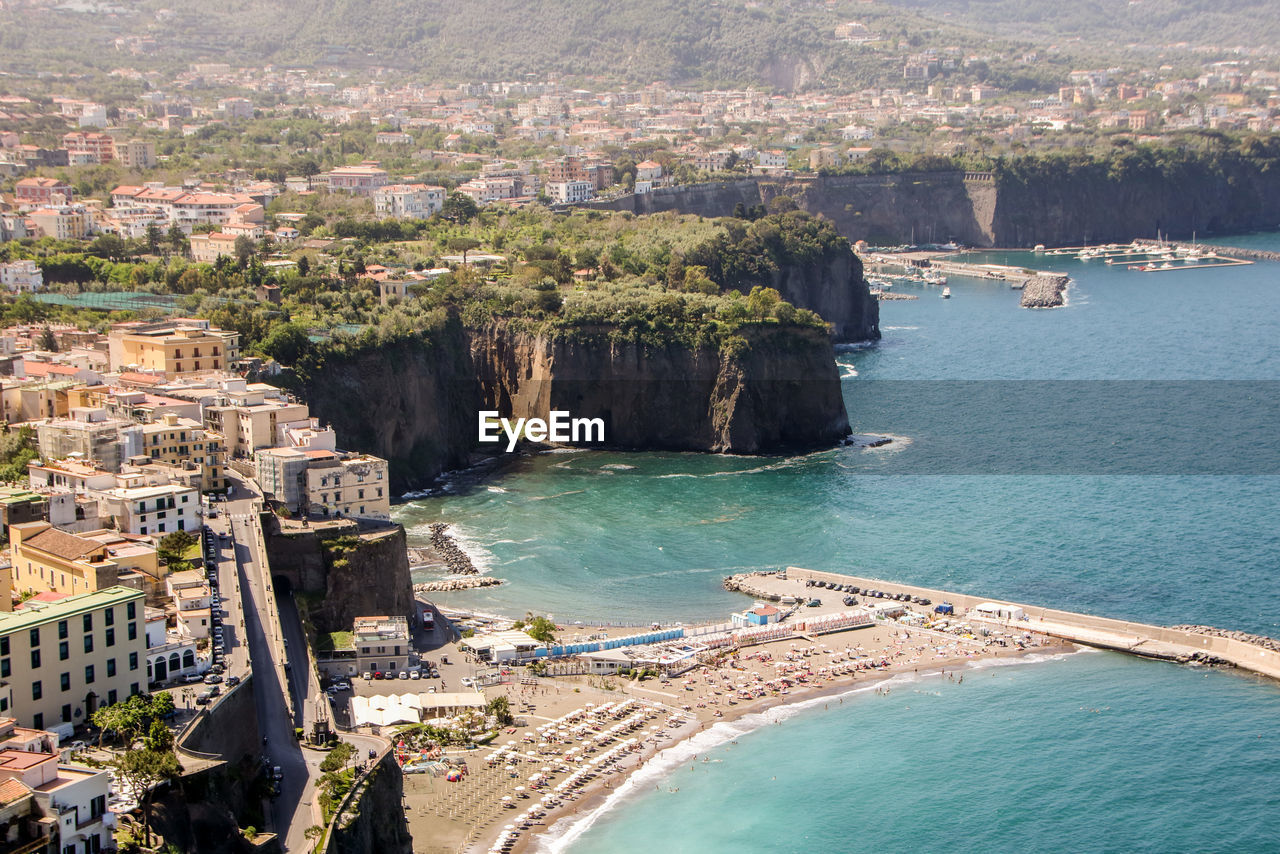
<box><xmin>325</xmin><ymin>162</ymin><xmax>389</xmax><ymax>196</ymax></box>
<box><xmin>352</xmin><ymin>616</ymin><xmax>410</xmax><ymax>675</ymax></box>
<box><xmin>95</xmin><ymin>482</ymin><xmax>200</xmax><ymax>536</ymax></box>
<box><xmin>0</xmin><ymin>746</ymin><xmax>112</xmax><ymax>854</ymax></box>
<box><xmin>165</xmin><ymin>570</ymin><xmax>212</xmax><ymax>642</ymax></box>
<box><xmin>202</xmin><ymin>379</ymin><xmax>308</xmax><ymax>459</ymax></box>
<box><xmin>115</xmin><ymin>139</ymin><xmax>157</xmax><ymax>170</ymax></box>
<box><xmin>188</xmin><ymin>232</ymin><xmax>239</xmax><ymax>263</ymax></box>
<box><xmin>107</xmin><ymin>320</ymin><xmax>237</xmax><ymax>377</ymax></box>
<box><xmin>547</xmin><ymin>180</ymin><xmax>593</xmax><ymax>205</ymax></box>
<box><xmin>374</xmin><ymin>184</ymin><xmax>445</xmax><ymax>220</ymax></box>
<box><xmin>60</xmin><ymin>132</ymin><xmax>114</xmax><ymax>164</ymax></box>
<box><xmin>14</xmin><ymin>178</ymin><xmax>72</xmax><ymax>206</ymax></box>
<box><xmin>0</xmin><ymin>487</ymin><xmax>48</xmax><ymax>542</ymax></box>
<box><xmin>0</xmin><ymin>773</ymin><xmax>59</xmax><ymax>853</ymax></box>
<box><xmin>256</xmin><ymin>447</ymin><xmax>390</xmax><ymax>521</ymax></box>
<box><xmin>731</xmin><ymin>603</ymin><xmax>782</xmax><ymax>628</ymax></box>
<box><xmin>0</xmin><ymin>586</ymin><xmax>147</xmax><ymax>729</ymax></box>
<box><xmin>634</xmin><ymin>160</ymin><xmax>663</xmax><ymax>182</ymax></box>
<box><xmin>140</xmin><ymin>413</ymin><xmax>226</xmax><ymax>493</ymax></box>
<box><xmin>26</xmin><ymin>208</ymin><xmax>91</xmax><ymax>241</ymax></box>
<box><xmin>218</xmin><ymin>98</ymin><xmax>253</xmax><ymax>120</ymax></box>
<box><xmin>0</xmin><ymin>260</ymin><xmax>43</xmax><ymax>293</ymax></box>
<box><xmin>7</xmin><ymin>522</ymin><xmax>160</xmax><ymax>599</ymax></box>
<box><xmin>36</xmin><ymin>410</ymin><xmax>143</xmax><ymax>474</ymax></box>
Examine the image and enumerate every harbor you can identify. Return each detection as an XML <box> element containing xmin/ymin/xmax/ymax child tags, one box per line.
<box><xmin>1042</xmin><ymin>239</ymin><xmax>1253</xmax><ymax>272</ymax></box>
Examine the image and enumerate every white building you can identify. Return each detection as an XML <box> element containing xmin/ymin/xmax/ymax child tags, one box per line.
<box><xmin>0</xmin><ymin>749</ymin><xmax>113</xmax><ymax>854</ymax></box>
<box><xmin>374</xmin><ymin>183</ymin><xmax>445</xmax><ymax>220</ymax></box>
<box><xmin>0</xmin><ymin>260</ymin><xmax>43</xmax><ymax>293</ymax></box>
<box><xmin>95</xmin><ymin>482</ymin><xmax>201</xmax><ymax>536</ymax></box>
<box><xmin>547</xmin><ymin>180</ymin><xmax>593</xmax><ymax>204</ymax></box>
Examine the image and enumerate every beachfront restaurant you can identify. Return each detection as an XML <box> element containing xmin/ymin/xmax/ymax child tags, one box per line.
<box><xmin>461</xmin><ymin>629</ymin><xmax>545</xmax><ymax>663</ymax></box>
<box><xmin>971</xmin><ymin>602</ymin><xmax>1026</xmax><ymax>621</ymax></box>
<box><xmin>350</xmin><ymin>691</ymin><xmax>486</xmax><ymax>727</ymax></box>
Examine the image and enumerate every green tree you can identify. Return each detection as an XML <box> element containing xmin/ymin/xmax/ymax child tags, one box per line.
<box><xmin>114</xmin><ymin>748</ymin><xmax>181</xmax><ymax>847</ymax></box>
<box><xmin>296</xmin><ymin>254</ymin><xmax>311</xmax><ymax>277</ymax></box>
<box><xmin>258</xmin><ymin>322</ymin><xmax>311</xmax><ymax>366</ymax></box>
<box><xmin>485</xmin><ymin>695</ymin><xmax>514</xmax><ymax>726</ymax></box>
<box><xmin>522</xmin><ymin>615</ymin><xmax>557</xmax><ymax>644</ymax></box>
<box><xmin>167</xmin><ymin>224</ymin><xmax>189</xmax><ymax>255</ymax></box>
<box><xmin>145</xmin><ymin>719</ymin><xmax>173</xmax><ymax>752</ymax></box>
<box><xmin>447</xmin><ymin>237</ymin><xmax>481</xmax><ymax>264</ymax></box>
<box><xmin>145</xmin><ymin>224</ymin><xmax>163</xmax><ymax>255</ymax></box>
<box><xmin>441</xmin><ymin>191</ymin><xmax>479</xmax><ymax>223</ymax></box>
<box><xmin>234</xmin><ymin>235</ymin><xmax>256</xmax><ymax>267</ymax></box>
<box><xmin>37</xmin><ymin>326</ymin><xmax>58</xmax><ymax>352</ymax></box>
<box><xmin>157</xmin><ymin>530</ymin><xmax>197</xmax><ymax>568</ymax></box>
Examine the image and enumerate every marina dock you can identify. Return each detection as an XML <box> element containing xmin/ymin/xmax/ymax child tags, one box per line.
<box><xmin>725</xmin><ymin>568</ymin><xmax>1280</xmax><ymax>681</ymax></box>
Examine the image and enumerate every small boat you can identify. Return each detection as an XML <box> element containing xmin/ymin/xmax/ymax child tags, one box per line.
<box><xmin>1033</xmin><ymin>244</ymin><xmax>1046</xmax><ymax>252</ymax></box>
<box><xmin>941</xmin><ymin>287</ymin><xmax>951</xmax><ymax>299</ymax></box>
<box><xmin>1160</xmin><ymin>262</ymin><xmax>1172</xmax><ymax>270</ymax></box>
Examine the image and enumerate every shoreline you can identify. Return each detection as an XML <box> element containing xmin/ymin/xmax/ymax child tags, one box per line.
<box><xmin>424</xmin><ymin>629</ymin><xmax>1077</xmax><ymax>854</ymax></box>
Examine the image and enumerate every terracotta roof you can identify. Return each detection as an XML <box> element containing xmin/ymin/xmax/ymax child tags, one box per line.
<box><xmin>0</xmin><ymin>777</ymin><xmax>32</xmax><ymax>805</ymax></box>
<box><xmin>24</xmin><ymin>527</ymin><xmax>101</xmax><ymax>562</ymax></box>
<box><xmin>117</xmin><ymin>372</ymin><xmax>164</xmax><ymax>386</ymax></box>
<box><xmin>28</xmin><ymin>592</ymin><xmax>69</xmax><ymax>603</ymax></box>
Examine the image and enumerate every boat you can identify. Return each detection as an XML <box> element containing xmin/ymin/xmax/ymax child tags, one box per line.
<box><xmin>1160</xmin><ymin>262</ymin><xmax>1173</xmax><ymax>269</ymax></box>
<box><xmin>941</xmin><ymin>287</ymin><xmax>951</xmax><ymax>299</ymax></box>
<box><xmin>1033</xmin><ymin>244</ymin><xmax>1046</xmax><ymax>252</ymax></box>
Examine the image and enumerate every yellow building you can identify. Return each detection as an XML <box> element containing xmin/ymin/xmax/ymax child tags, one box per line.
<box><xmin>0</xmin><ymin>586</ymin><xmax>147</xmax><ymax>728</ymax></box>
<box><xmin>8</xmin><ymin>522</ymin><xmax>160</xmax><ymax>599</ymax></box>
<box><xmin>107</xmin><ymin>320</ymin><xmax>239</xmax><ymax>377</ymax></box>
<box><xmin>140</xmin><ymin>413</ymin><xmax>227</xmax><ymax>492</ymax></box>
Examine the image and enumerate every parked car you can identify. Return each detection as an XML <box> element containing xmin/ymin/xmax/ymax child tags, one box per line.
<box><xmin>196</xmin><ymin>692</ymin><xmax>212</xmax><ymax>705</ymax></box>
<box><xmin>398</xmin><ymin>671</ymin><xmax>409</xmax><ymax>680</ymax></box>
<box><xmin>460</xmin><ymin>677</ymin><xmax>475</xmax><ymax>687</ymax></box>
<box><xmin>210</xmin><ymin>663</ymin><xmax>224</xmax><ymax>675</ymax></box>
<box><xmin>373</xmin><ymin>671</ymin><xmax>384</xmax><ymax>680</ymax></box>
<box><xmin>361</xmin><ymin>672</ymin><xmax>372</xmax><ymax>681</ymax></box>
<box><xmin>331</xmin><ymin>681</ymin><xmax>351</xmax><ymax>692</ymax></box>
<box><xmin>183</xmin><ymin>673</ymin><xmax>204</xmax><ymax>684</ymax></box>
<box><xmin>272</xmin><ymin>766</ymin><xmax>283</xmax><ymax>781</ymax></box>
<box><xmin>409</xmin><ymin>670</ymin><xmax>421</xmax><ymax>680</ymax></box>
<box><xmin>204</xmin><ymin>674</ymin><xmax>223</xmax><ymax>685</ymax></box>
<box><xmin>226</xmin><ymin>676</ymin><xmax>241</xmax><ymax>687</ymax></box>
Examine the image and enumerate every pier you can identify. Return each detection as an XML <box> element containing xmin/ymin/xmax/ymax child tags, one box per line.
<box><xmin>725</xmin><ymin>568</ymin><xmax>1280</xmax><ymax>681</ymax></box>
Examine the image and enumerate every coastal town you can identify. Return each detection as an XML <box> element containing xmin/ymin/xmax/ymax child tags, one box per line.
<box><xmin>0</xmin><ymin>2</ymin><xmax>1278</xmax><ymax>853</ymax></box>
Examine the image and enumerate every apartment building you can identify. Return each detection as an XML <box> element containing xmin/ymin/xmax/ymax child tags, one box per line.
<box><xmin>256</xmin><ymin>447</ymin><xmax>390</xmax><ymax>521</ymax></box>
<box><xmin>13</xmin><ymin>177</ymin><xmax>73</xmax><ymax>206</ymax></box>
<box><xmin>547</xmin><ymin>180</ymin><xmax>593</xmax><ymax>204</ymax></box>
<box><xmin>60</xmin><ymin>132</ymin><xmax>114</xmax><ymax>164</ymax></box>
<box><xmin>95</xmin><ymin>482</ymin><xmax>200</xmax><ymax>536</ymax></box>
<box><xmin>0</xmin><ymin>259</ymin><xmax>44</xmax><ymax>292</ymax></box>
<box><xmin>26</xmin><ymin>207</ymin><xmax>91</xmax><ymax>241</ymax></box>
<box><xmin>374</xmin><ymin>183</ymin><xmax>445</xmax><ymax>219</ymax></box>
<box><xmin>36</xmin><ymin>410</ymin><xmax>142</xmax><ymax>474</ymax></box>
<box><xmin>115</xmin><ymin>139</ymin><xmax>157</xmax><ymax>170</ymax></box>
<box><xmin>203</xmin><ymin>380</ymin><xmax>309</xmax><ymax>459</ymax></box>
<box><xmin>0</xmin><ymin>587</ymin><xmax>147</xmax><ymax>729</ymax></box>
<box><xmin>325</xmin><ymin>162</ymin><xmax>389</xmax><ymax>196</ymax></box>
<box><xmin>188</xmin><ymin>232</ymin><xmax>238</xmax><ymax>263</ymax></box>
<box><xmin>107</xmin><ymin>320</ymin><xmax>237</xmax><ymax>377</ymax></box>
<box><xmin>353</xmin><ymin>615</ymin><xmax>409</xmax><ymax>674</ymax></box>
<box><xmin>139</xmin><ymin>413</ymin><xmax>226</xmax><ymax>492</ymax></box>
<box><xmin>0</xmin><ymin>747</ymin><xmax>112</xmax><ymax>854</ymax></box>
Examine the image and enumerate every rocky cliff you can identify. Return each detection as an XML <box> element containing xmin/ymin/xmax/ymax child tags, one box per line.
<box><xmin>264</xmin><ymin>518</ymin><xmax>414</xmax><ymax>634</ymax></box>
<box><xmin>468</xmin><ymin>324</ymin><xmax>850</xmax><ymax>454</ymax></box>
<box><xmin>325</xmin><ymin>750</ymin><xmax>411</xmax><ymax>854</ymax></box>
<box><xmin>301</xmin><ymin>320</ymin><xmax>850</xmax><ymax>491</ymax></box>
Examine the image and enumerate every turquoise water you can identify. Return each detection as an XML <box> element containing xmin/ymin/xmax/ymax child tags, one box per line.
<box><xmin>393</xmin><ymin>236</ymin><xmax>1280</xmax><ymax>851</ymax></box>
<box><xmin>551</xmin><ymin>653</ymin><xmax>1280</xmax><ymax>853</ymax></box>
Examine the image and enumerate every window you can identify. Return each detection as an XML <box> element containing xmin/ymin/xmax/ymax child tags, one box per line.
<box><xmin>104</xmin><ymin>608</ymin><xmax>114</xmax><ymax>627</ymax></box>
<box><xmin>0</xmin><ymin>637</ymin><xmax>7</xmax><ymax>656</ymax></box>
<box><xmin>32</xmin><ymin>681</ymin><xmax>41</xmax><ymax>701</ymax></box>
<box><xmin>61</xmin><ymin>703</ymin><xmax>71</xmax><ymax>722</ymax></box>
<box><xmin>129</xmin><ymin>652</ymin><xmax>138</xmax><ymax>671</ymax></box>
<box><xmin>29</xmin><ymin>627</ymin><xmax>39</xmax><ymax>647</ymax></box>
<box><xmin>128</xmin><ymin>622</ymin><xmax>137</xmax><ymax>641</ymax></box>
<box><xmin>107</xmin><ymin>689</ymin><xmax>117</xmax><ymax>705</ymax></box>
<box><xmin>32</xmin><ymin>713</ymin><xmax>41</xmax><ymax>730</ymax></box>
<box><xmin>30</xmin><ymin>649</ymin><xmax>40</xmax><ymax>669</ymax></box>
<box><xmin>105</xmin><ymin>628</ymin><xmax>115</xmax><ymax>647</ymax></box>
<box><xmin>107</xmin><ymin>658</ymin><xmax>116</xmax><ymax>677</ymax></box>
<box><xmin>84</xmin><ymin>635</ymin><xmax>93</xmax><ymax>654</ymax></box>
<box><xmin>59</xmin><ymin>641</ymin><xmax>68</xmax><ymax>661</ymax></box>
<box><xmin>60</xmin><ymin>673</ymin><xmax>70</xmax><ymax>691</ymax></box>
<box><xmin>84</xmin><ymin>665</ymin><xmax>95</xmax><ymax>684</ymax></box>
<box><xmin>0</xmin><ymin>659</ymin><xmax>8</xmax><ymax>678</ymax></box>
<box><xmin>130</xmin><ymin>682</ymin><xmax>139</xmax><ymax>696</ymax></box>
<box><xmin>83</xmin><ymin>614</ymin><xmax>92</xmax><ymax>632</ymax></box>
<box><xmin>127</xmin><ymin>602</ymin><xmax>136</xmax><ymax>620</ymax></box>
<box><xmin>58</xmin><ymin>620</ymin><xmax>68</xmax><ymax>639</ymax></box>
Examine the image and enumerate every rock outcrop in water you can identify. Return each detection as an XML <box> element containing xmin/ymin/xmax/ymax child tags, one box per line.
<box><xmin>1019</xmin><ymin>275</ymin><xmax>1071</xmax><ymax>308</ymax></box>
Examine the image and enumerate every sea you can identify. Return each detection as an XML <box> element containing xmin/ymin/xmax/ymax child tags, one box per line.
<box><xmin>392</xmin><ymin>234</ymin><xmax>1280</xmax><ymax>852</ymax></box>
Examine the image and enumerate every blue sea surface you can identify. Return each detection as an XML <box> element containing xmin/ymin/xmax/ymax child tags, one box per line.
<box><xmin>392</xmin><ymin>235</ymin><xmax>1280</xmax><ymax>852</ymax></box>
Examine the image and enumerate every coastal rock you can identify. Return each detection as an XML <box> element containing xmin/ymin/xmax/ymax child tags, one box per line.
<box><xmin>1019</xmin><ymin>275</ymin><xmax>1070</xmax><ymax>308</ymax></box>
<box><xmin>414</xmin><ymin>576</ymin><xmax>502</xmax><ymax>593</ymax></box>
<box><xmin>1170</xmin><ymin>625</ymin><xmax>1280</xmax><ymax>653</ymax></box>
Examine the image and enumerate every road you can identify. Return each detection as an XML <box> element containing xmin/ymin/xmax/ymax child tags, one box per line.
<box><xmin>222</xmin><ymin>472</ymin><xmax>387</xmax><ymax>851</ymax></box>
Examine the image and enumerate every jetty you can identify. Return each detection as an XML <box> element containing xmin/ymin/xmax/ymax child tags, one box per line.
<box><xmin>409</xmin><ymin>522</ymin><xmax>480</xmax><ymax>574</ymax></box>
<box><xmin>724</xmin><ymin>568</ymin><xmax>1280</xmax><ymax>681</ymax></box>
<box><xmin>414</xmin><ymin>576</ymin><xmax>502</xmax><ymax>593</ymax></box>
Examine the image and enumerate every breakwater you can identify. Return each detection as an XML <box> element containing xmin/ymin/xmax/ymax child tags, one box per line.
<box><xmin>1019</xmin><ymin>275</ymin><xmax>1070</xmax><ymax>308</ymax></box>
<box><xmin>426</xmin><ymin>522</ymin><xmax>479</xmax><ymax>574</ymax></box>
<box><xmin>414</xmin><ymin>576</ymin><xmax>503</xmax><ymax>593</ymax></box>
<box><xmin>1135</xmin><ymin>241</ymin><xmax>1280</xmax><ymax>262</ymax></box>
<box><xmin>766</xmin><ymin>568</ymin><xmax>1280</xmax><ymax>681</ymax></box>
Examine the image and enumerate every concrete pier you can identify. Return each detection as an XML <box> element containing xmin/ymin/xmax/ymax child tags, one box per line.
<box><xmin>725</xmin><ymin>568</ymin><xmax>1280</xmax><ymax>681</ymax></box>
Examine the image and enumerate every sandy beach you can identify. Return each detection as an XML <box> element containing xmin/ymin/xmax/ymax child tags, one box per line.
<box><xmin>393</xmin><ymin>620</ymin><xmax>1071</xmax><ymax>854</ymax></box>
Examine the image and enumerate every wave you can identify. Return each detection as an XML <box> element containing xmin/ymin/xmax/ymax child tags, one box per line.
<box><xmin>882</xmin><ymin>326</ymin><xmax>920</xmax><ymax>331</ymax></box>
<box><xmin>535</xmin><ymin>649</ymin><xmax>1083</xmax><ymax>852</ymax></box>
<box><xmin>600</xmin><ymin>463</ymin><xmax>636</xmax><ymax>471</ymax></box>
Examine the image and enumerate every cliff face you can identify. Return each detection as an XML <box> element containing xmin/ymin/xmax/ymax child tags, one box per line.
<box><xmin>468</xmin><ymin>325</ymin><xmax>850</xmax><ymax>454</ymax></box>
<box><xmin>990</xmin><ymin>162</ymin><xmax>1280</xmax><ymax>247</ymax></box>
<box><xmin>327</xmin><ymin>751</ymin><xmax>411</xmax><ymax>854</ymax></box>
<box><xmin>264</xmin><ymin>519</ymin><xmax>414</xmax><ymax>633</ymax></box>
<box><xmin>301</xmin><ymin>321</ymin><xmax>480</xmax><ymax>484</ymax></box>
<box><xmin>764</xmin><ymin>248</ymin><xmax>878</xmax><ymax>343</ymax></box>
